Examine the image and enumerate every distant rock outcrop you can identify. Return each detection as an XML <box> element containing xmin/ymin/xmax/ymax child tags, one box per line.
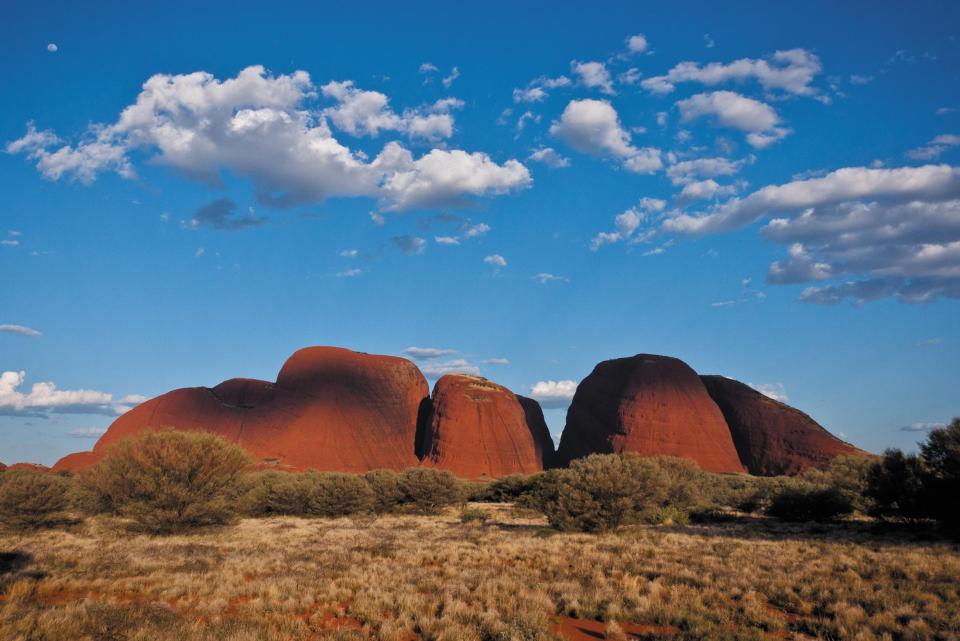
<box><xmin>700</xmin><ymin>375</ymin><xmax>866</xmax><ymax>476</ymax></box>
<box><xmin>54</xmin><ymin>347</ymin><xmax>427</xmax><ymax>473</ymax></box>
<box><xmin>5</xmin><ymin>463</ymin><xmax>50</xmax><ymax>472</ymax></box>
<box><xmin>555</xmin><ymin>355</ymin><xmax>746</xmax><ymax>473</ymax></box>
<box><xmin>417</xmin><ymin>374</ymin><xmax>554</xmax><ymax>477</ymax></box>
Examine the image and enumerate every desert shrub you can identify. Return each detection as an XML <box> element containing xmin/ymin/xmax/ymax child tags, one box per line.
<box><xmin>237</xmin><ymin>470</ymin><xmax>311</xmax><ymax>516</ymax></box>
<box><xmin>482</xmin><ymin>474</ymin><xmax>539</xmax><ymax>502</ymax></box>
<box><xmin>304</xmin><ymin>472</ymin><xmax>375</xmax><ymax>517</ymax></box>
<box><xmin>920</xmin><ymin>418</ymin><xmax>960</xmax><ymax>532</ymax></box>
<box><xmin>460</xmin><ymin>506</ymin><xmax>491</xmax><ymax>524</ymax></box>
<box><xmin>399</xmin><ymin>468</ymin><xmax>462</xmax><ymax>514</ymax></box>
<box><xmin>767</xmin><ymin>486</ymin><xmax>854</xmax><ymax>522</ymax></box>
<box><xmin>0</xmin><ymin>470</ymin><xmax>72</xmax><ymax>530</ymax></box>
<box><xmin>83</xmin><ymin>430</ymin><xmax>249</xmax><ymax>534</ymax></box>
<box><xmin>649</xmin><ymin>505</ymin><xmax>691</xmax><ymax>526</ymax></box>
<box><xmin>542</xmin><ymin>454</ymin><xmax>697</xmax><ymax>532</ymax></box>
<box><xmin>865</xmin><ymin>449</ymin><xmax>932</xmax><ymax>522</ymax></box>
<box><xmin>802</xmin><ymin>455</ymin><xmax>876</xmax><ymax>513</ymax></box>
<box><xmin>515</xmin><ymin>469</ymin><xmax>566</xmax><ymax>511</ymax></box>
<box><xmin>363</xmin><ymin>469</ymin><xmax>404</xmax><ymax>513</ymax></box>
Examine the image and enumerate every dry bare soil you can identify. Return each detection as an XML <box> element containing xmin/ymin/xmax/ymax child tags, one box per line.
<box><xmin>1</xmin><ymin>504</ymin><xmax>958</xmax><ymax>641</ymax></box>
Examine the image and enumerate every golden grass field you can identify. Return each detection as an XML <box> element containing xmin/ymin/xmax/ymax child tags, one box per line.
<box><xmin>1</xmin><ymin>503</ymin><xmax>958</xmax><ymax>641</ymax></box>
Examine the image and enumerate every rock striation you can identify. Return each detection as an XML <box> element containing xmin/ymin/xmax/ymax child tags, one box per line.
<box><xmin>700</xmin><ymin>375</ymin><xmax>866</xmax><ymax>476</ymax></box>
<box><xmin>555</xmin><ymin>355</ymin><xmax>746</xmax><ymax>473</ymax></box>
<box><xmin>417</xmin><ymin>374</ymin><xmax>554</xmax><ymax>477</ymax></box>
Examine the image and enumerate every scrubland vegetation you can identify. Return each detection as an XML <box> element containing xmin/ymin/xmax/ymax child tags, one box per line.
<box><xmin>1</xmin><ymin>420</ymin><xmax>958</xmax><ymax>640</ymax></box>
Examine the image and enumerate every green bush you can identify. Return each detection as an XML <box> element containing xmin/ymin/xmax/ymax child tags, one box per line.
<box><xmin>766</xmin><ymin>486</ymin><xmax>854</xmax><ymax>522</ymax></box>
<box><xmin>541</xmin><ymin>454</ymin><xmax>686</xmax><ymax>532</ymax></box>
<box><xmin>304</xmin><ymin>472</ymin><xmax>375</xmax><ymax>517</ymax></box>
<box><xmin>0</xmin><ymin>470</ymin><xmax>72</xmax><ymax>530</ymax></box>
<box><xmin>802</xmin><ymin>455</ymin><xmax>876</xmax><ymax>513</ymax></box>
<box><xmin>363</xmin><ymin>469</ymin><xmax>405</xmax><ymax>513</ymax></box>
<box><xmin>920</xmin><ymin>418</ymin><xmax>960</xmax><ymax>532</ymax></box>
<box><xmin>83</xmin><ymin>430</ymin><xmax>250</xmax><ymax>534</ymax></box>
<box><xmin>399</xmin><ymin>468</ymin><xmax>462</xmax><ymax>514</ymax></box>
<box><xmin>237</xmin><ymin>470</ymin><xmax>311</xmax><ymax>516</ymax></box>
<box><xmin>460</xmin><ymin>506</ymin><xmax>491</xmax><ymax>524</ymax></box>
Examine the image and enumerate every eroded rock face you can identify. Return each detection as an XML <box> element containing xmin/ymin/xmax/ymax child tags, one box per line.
<box><xmin>700</xmin><ymin>375</ymin><xmax>866</xmax><ymax>476</ymax></box>
<box><xmin>418</xmin><ymin>375</ymin><xmax>555</xmax><ymax>477</ymax></box>
<box><xmin>5</xmin><ymin>463</ymin><xmax>50</xmax><ymax>472</ymax></box>
<box><xmin>54</xmin><ymin>347</ymin><xmax>427</xmax><ymax>473</ymax></box>
<box><xmin>555</xmin><ymin>355</ymin><xmax>745</xmax><ymax>473</ymax></box>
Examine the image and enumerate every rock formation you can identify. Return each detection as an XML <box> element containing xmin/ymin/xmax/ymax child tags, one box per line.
<box><xmin>54</xmin><ymin>347</ymin><xmax>427</xmax><ymax>473</ymax></box>
<box><xmin>417</xmin><ymin>374</ymin><xmax>554</xmax><ymax>477</ymax></box>
<box><xmin>555</xmin><ymin>355</ymin><xmax>746</xmax><ymax>473</ymax></box>
<box><xmin>700</xmin><ymin>375</ymin><xmax>866</xmax><ymax>476</ymax></box>
<box><xmin>5</xmin><ymin>463</ymin><xmax>50</xmax><ymax>472</ymax></box>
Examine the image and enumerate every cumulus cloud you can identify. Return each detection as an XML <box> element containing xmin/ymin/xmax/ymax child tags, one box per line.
<box><xmin>534</xmin><ymin>272</ymin><xmax>568</xmax><ymax>283</ymax></box>
<box><xmin>571</xmin><ymin>60</ymin><xmax>615</xmax><ymax>95</ymax></box>
<box><xmin>530</xmin><ymin>379</ymin><xmax>578</xmax><ymax>408</ymax></box>
<box><xmin>483</xmin><ymin>357</ymin><xmax>509</xmax><ymax>365</ymax></box>
<box><xmin>403</xmin><ymin>346</ymin><xmax>458</xmax><ymax>359</ymax></box>
<box><xmin>6</xmin><ymin>66</ymin><xmax>529</xmax><ymax>213</ymax></box>
<box><xmin>550</xmin><ymin>99</ymin><xmax>662</xmax><ymax>173</ymax></box>
<box><xmin>68</xmin><ymin>427</ymin><xmax>108</xmax><ymax>438</ymax></box>
<box><xmin>442</xmin><ymin>67</ymin><xmax>460</xmax><ymax>89</ymax></box>
<box><xmin>662</xmin><ymin>163</ymin><xmax>960</xmax><ymax>303</ymax></box>
<box><xmin>626</xmin><ymin>34</ymin><xmax>648</xmax><ymax>54</ymax></box>
<box><xmin>0</xmin><ymin>324</ymin><xmax>42</xmax><ymax>337</ymax></box>
<box><xmin>484</xmin><ymin>254</ymin><xmax>507</xmax><ymax>267</ymax></box>
<box><xmin>677</xmin><ymin>91</ymin><xmax>790</xmax><ymax>148</ymax></box>
<box><xmin>908</xmin><ymin>134</ymin><xmax>960</xmax><ymax>161</ymax></box>
<box><xmin>47</xmin><ymin>43</ymin><xmax>58</xmax><ymax>53</ymax></box>
<box><xmin>528</xmin><ymin>146</ymin><xmax>571</xmax><ymax>168</ymax></box>
<box><xmin>748</xmin><ymin>382</ymin><xmax>789</xmax><ymax>402</ymax></box>
<box><xmin>591</xmin><ymin>198</ymin><xmax>665</xmax><ymax>250</ymax></box>
<box><xmin>335</xmin><ymin>268</ymin><xmax>364</xmax><ymax>278</ymax></box>
<box><xmin>901</xmin><ymin>421</ymin><xmax>947</xmax><ymax>432</ymax></box>
<box><xmin>0</xmin><ymin>371</ymin><xmax>118</xmax><ymax>416</ymax></box>
<box><xmin>642</xmin><ymin>49</ymin><xmax>822</xmax><ymax>96</ymax></box>
<box><xmin>339</xmin><ymin>249</ymin><xmax>358</xmax><ymax>257</ymax></box>
<box><xmin>185</xmin><ymin>197</ymin><xmax>266</xmax><ymax>231</ymax></box>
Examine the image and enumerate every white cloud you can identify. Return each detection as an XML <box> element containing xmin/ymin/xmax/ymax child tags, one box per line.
<box><xmin>484</xmin><ymin>254</ymin><xmax>507</xmax><ymax>267</ymax></box>
<box><xmin>618</xmin><ymin>68</ymin><xmax>642</xmax><ymax>86</ymax></box>
<box><xmin>483</xmin><ymin>357</ymin><xmax>509</xmax><ymax>365</ymax></box>
<box><xmin>849</xmin><ymin>74</ymin><xmax>874</xmax><ymax>85</ymax></box>
<box><xmin>666</xmin><ymin>156</ymin><xmax>744</xmax><ymax>185</ymax></box>
<box><xmin>419</xmin><ymin>62</ymin><xmax>439</xmax><ymax>74</ymax></box>
<box><xmin>534</xmin><ymin>272</ymin><xmax>568</xmax><ymax>283</ymax></box>
<box><xmin>529</xmin><ymin>379</ymin><xmax>578</xmax><ymax>409</ymax></box>
<box><xmin>626</xmin><ymin>34</ymin><xmax>648</xmax><ymax>54</ymax></box>
<box><xmin>419</xmin><ymin>358</ymin><xmax>481</xmax><ymax>378</ymax></box>
<box><xmin>403</xmin><ymin>346</ymin><xmax>458</xmax><ymax>359</ymax></box>
<box><xmin>662</xmin><ymin>163</ymin><xmax>960</xmax><ymax>303</ymax></box>
<box><xmin>339</xmin><ymin>249</ymin><xmax>358</xmax><ymax>257</ymax></box>
<box><xmin>528</xmin><ymin>147</ymin><xmax>571</xmax><ymax>168</ymax></box>
<box><xmin>0</xmin><ymin>370</ymin><xmax>116</xmax><ymax>416</ymax></box>
<box><xmin>434</xmin><ymin>236</ymin><xmax>460</xmax><ymax>245</ymax></box>
<box><xmin>550</xmin><ymin>99</ymin><xmax>662</xmax><ymax>173</ymax></box>
<box><xmin>463</xmin><ymin>222</ymin><xmax>490</xmax><ymax>238</ymax></box>
<box><xmin>591</xmin><ymin>199</ymin><xmax>664</xmax><ymax>250</ymax></box>
<box><xmin>908</xmin><ymin>134</ymin><xmax>960</xmax><ymax>161</ymax></box>
<box><xmin>0</xmin><ymin>240</ymin><xmax>19</xmax><ymax>247</ymax></box>
<box><xmin>67</xmin><ymin>427</ymin><xmax>108</xmax><ymax>438</ymax></box>
<box><xmin>642</xmin><ymin>48</ymin><xmax>822</xmax><ymax>96</ymax></box>
<box><xmin>512</xmin><ymin>75</ymin><xmax>571</xmax><ymax>103</ymax></box>
<box><xmin>571</xmin><ymin>60</ymin><xmax>615</xmax><ymax>95</ymax></box>
<box><xmin>901</xmin><ymin>421</ymin><xmax>947</xmax><ymax>432</ymax></box>
<box><xmin>335</xmin><ymin>268</ymin><xmax>364</xmax><ymax>278</ymax></box>
<box><xmin>442</xmin><ymin>66</ymin><xmax>460</xmax><ymax>89</ymax></box>
<box><xmin>704</xmin><ymin>34</ymin><xmax>715</xmax><ymax>49</ymax></box>
<box><xmin>7</xmin><ymin>66</ymin><xmax>528</xmax><ymax>213</ymax></box>
<box><xmin>677</xmin><ymin>91</ymin><xmax>790</xmax><ymax>148</ymax></box>
<box><xmin>47</xmin><ymin>43</ymin><xmax>58</xmax><ymax>53</ymax></box>
<box><xmin>748</xmin><ymin>382</ymin><xmax>789</xmax><ymax>402</ymax></box>
<box><xmin>0</xmin><ymin>324</ymin><xmax>42</xmax><ymax>337</ymax></box>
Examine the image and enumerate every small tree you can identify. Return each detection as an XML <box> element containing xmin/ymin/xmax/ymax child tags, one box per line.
<box><xmin>767</xmin><ymin>486</ymin><xmax>854</xmax><ymax>522</ymax></box>
<box><xmin>919</xmin><ymin>418</ymin><xmax>960</xmax><ymax>532</ymax></box>
<box><xmin>83</xmin><ymin>430</ymin><xmax>249</xmax><ymax>534</ymax></box>
<box><xmin>865</xmin><ymin>449</ymin><xmax>931</xmax><ymax>522</ymax></box>
<box><xmin>0</xmin><ymin>470</ymin><xmax>72</xmax><ymax>530</ymax></box>
<box><xmin>400</xmin><ymin>468</ymin><xmax>462</xmax><ymax>514</ymax></box>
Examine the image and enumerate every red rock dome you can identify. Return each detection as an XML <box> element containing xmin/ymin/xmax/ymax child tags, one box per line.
<box><xmin>555</xmin><ymin>355</ymin><xmax>745</xmax><ymax>473</ymax></box>
<box><xmin>700</xmin><ymin>375</ymin><xmax>867</xmax><ymax>476</ymax></box>
<box><xmin>417</xmin><ymin>374</ymin><xmax>554</xmax><ymax>478</ymax></box>
<box><xmin>54</xmin><ymin>347</ymin><xmax>427</xmax><ymax>473</ymax></box>
<box><xmin>5</xmin><ymin>463</ymin><xmax>51</xmax><ymax>472</ymax></box>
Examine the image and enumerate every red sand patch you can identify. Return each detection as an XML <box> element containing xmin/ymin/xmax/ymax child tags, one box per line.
<box><xmin>551</xmin><ymin>616</ymin><xmax>679</xmax><ymax>640</ymax></box>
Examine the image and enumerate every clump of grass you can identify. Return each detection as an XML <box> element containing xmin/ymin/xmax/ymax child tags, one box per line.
<box><xmin>459</xmin><ymin>506</ymin><xmax>490</xmax><ymax>525</ymax></box>
<box><xmin>0</xmin><ymin>470</ymin><xmax>72</xmax><ymax>530</ymax></box>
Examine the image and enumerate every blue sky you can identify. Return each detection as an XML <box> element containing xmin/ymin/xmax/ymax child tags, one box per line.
<box><xmin>2</xmin><ymin>0</ymin><xmax>959</xmax><ymax>465</ymax></box>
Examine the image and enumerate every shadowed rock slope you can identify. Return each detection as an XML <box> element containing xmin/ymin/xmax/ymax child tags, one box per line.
<box><xmin>700</xmin><ymin>375</ymin><xmax>867</xmax><ymax>475</ymax></box>
<box><xmin>556</xmin><ymin>355</ymin><xmax>746</xmax><ymax>473</ymax></box>
<box><xmin>417</xmin><ymin>374</ymin><xmax>555</xmax><ymax>478</ymax></box>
